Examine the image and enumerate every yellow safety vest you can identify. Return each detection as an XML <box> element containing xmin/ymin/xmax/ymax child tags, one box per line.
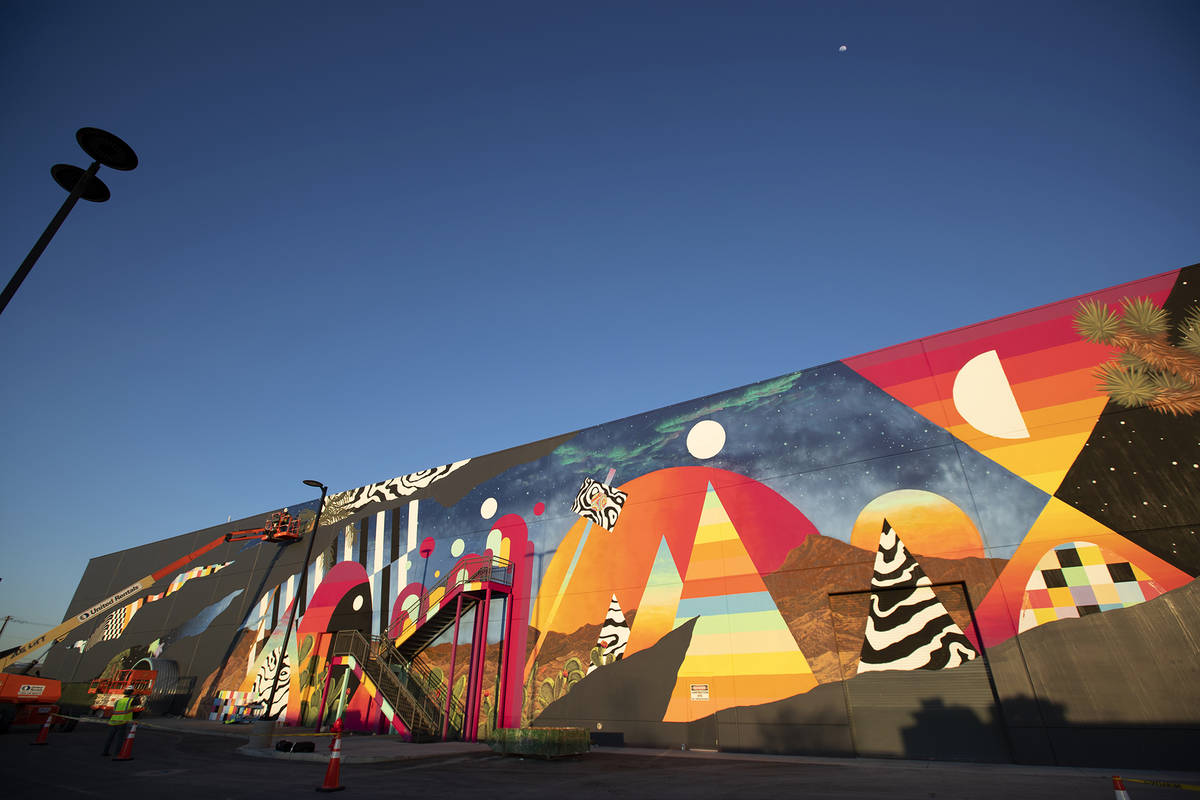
<box><xmin>109</xmin><ymin>696</ymin><xmax>134</xmax><ymax>725</ymax></box>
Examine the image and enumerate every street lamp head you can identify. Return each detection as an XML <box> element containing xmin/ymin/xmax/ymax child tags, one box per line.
<box><xmin>76</xmin><ymin>127</ymin><xmax>138</xmax><ymax>171</ymax></box>
<box><xmin>50</xmin><ymin>164</ymin><xmax>109</xmax><ymax>202</ymax></box>
<box><xmin>303</xmin><ymin>479</ymin><xmax>327</xmax><ymax>490</ymax></box>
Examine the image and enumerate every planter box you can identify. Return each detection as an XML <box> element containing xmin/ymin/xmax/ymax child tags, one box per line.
<box><xmin>488</xmin><ymin>727</ymin><xmax>589</xmax><ymax>758</ymax></box>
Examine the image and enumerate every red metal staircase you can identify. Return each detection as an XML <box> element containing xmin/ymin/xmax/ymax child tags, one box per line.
<box><xmin>330</xmin><ymin>553</ymin><xmax>515</xmax><ymax>741</ymax></box>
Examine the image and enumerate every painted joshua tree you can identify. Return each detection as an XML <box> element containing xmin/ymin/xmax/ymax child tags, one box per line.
<box><xmin>1075</xmin><ymin>296</ymin><xmax>1200</xmax><ymax>415</ymax></box>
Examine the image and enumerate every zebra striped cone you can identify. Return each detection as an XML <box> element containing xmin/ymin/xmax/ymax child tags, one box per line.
<box><xmin>588</xmin><ymin>594</ymin><xmax>629</xmax><ymax>674</ymax></box>
<box><xmin>30</xmin><ymin>714</ymin><xmax>54</xmax><ymax>745</ymax></box>
<box><xmin>858</xmin><ymin>520</ymin><xmax>977</xmax><ymax>673</ymax></box>
<box><xmin>113</xmin><ymin>722</ymin><xmax>137</xmax><ymax>761</ymax></box>
<box><xmin>1112</xmin><ymin>776</ymin><xmax>1132</xmax><ymax>799</ymax></box>
<box><xmin>316</xmin><ymin>731</ymin><xmax>345</xmax><ymax>792</ymax></box>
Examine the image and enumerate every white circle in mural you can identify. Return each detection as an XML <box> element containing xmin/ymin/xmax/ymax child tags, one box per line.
<box><xmin>352</xmin><ymin>593</ymin><xmax>364</xmax><ymax>611</ymax></box>
<box><xmin>686</xmin><ymin>419</ymin><xmax>726</xmax><ymax>459</ymax></box>
<box><xmin>451</xmin><ymin>538</ymin><xmax>465</xmax><ymax>557</ymax></box>
<box><xmin>480</xmin><ymin>497</ymin><xmax>498</xmax><ymax>519</ymax></box>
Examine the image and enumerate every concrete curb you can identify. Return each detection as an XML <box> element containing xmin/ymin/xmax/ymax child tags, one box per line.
<box><xmin>591</xmin><ymin>746</ymin><xmax>1200</xmax><ymax>783</ymax></box>
<box><xmin>235</xmin><ymin>742</ymin><xmax>492</xmax><ymax>765</ymax></box>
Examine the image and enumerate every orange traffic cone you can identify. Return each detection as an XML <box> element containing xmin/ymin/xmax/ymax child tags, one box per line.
<box><xmin>316</xmin><ymin>728</ymin><xmax>346</xmax><ymax>792</ymax></box>
<box><xmin>1112</xmin><ymin>776</ymin><xmax>1132</xmax><ymax>799</ymax></box>
<box><xmin>30</xmin><ymin>713</ymin><xmax>55</xmax><ymax>745</ymax></box>
<box><xmin>112</xmin><ymin>722</ymin><xmax>137</xmax><ymax>761</ymax></box>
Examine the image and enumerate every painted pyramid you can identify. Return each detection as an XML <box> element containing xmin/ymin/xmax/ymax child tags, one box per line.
<box><xmin>626</xmin><ymin>536</ymin><xmax>685</xmax><ymax>658</ymax></box>
<box><xmin>662</xmin><ymin>485</ymin><xmax>817</xmax><ymax>722</ymax></box>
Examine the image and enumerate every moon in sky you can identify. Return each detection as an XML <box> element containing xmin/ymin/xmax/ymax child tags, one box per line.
<box><xmin>838</xmin><ymin>45</ymin><xmax>847</xmax><ymax>52</ymax></box>
<box><xmin>952</xmin><ymin>349</ymin><xmax>1030</xmax><ymax>439</ymax></box>
<box><xmin>686</xmin><ymin>419</ymin><xmax>726</xmax><ymax>459</ymax></box>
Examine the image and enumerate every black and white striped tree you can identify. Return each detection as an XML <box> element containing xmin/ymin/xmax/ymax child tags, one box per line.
<box><xmin>858</xmin><ymin>520</ymin><xmax>978</xmax><ymax>674</ymax></box>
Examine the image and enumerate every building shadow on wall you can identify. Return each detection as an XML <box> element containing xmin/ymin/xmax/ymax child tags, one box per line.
<box><xmin>900</xmin><ymin>694</ymin><xmax>1200</xmax><ymax>770</ymax></box>
<box><xmin>896</xmin><ymin>696</ymin><xmax>1020</xmax><ymax>763</ymax></box>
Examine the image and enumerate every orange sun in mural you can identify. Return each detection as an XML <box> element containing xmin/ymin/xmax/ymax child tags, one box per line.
<box><xmin>850</xmin><ymin>490</ymin><xmax>984</xmax><ymax>559</ymax></box>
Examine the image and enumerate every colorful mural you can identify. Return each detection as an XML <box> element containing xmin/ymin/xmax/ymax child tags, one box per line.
<box><xmin>43</xmin><ymin>264</ymin><xmax>1200</xmax><ymax>768</ymax></box>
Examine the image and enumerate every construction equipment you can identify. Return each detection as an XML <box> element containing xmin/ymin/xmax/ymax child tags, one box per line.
<box><xmin>224</xmin><ymin>510</ymin><xmax>302</xmax><ymax>544</ymax></box>
<box><xmin>0</xmin><ymin>532</ymin><xmax>233</xmax><ymax>673</ymax></box>
<box><xmin>1</xmin><ymin>507</ymin><xmax>309</xmax><ymax>674</ymax></box>
<box><xmin>0</xmin><ymin>508</ymin><xmax>307</xmax><ymax>728</ymax></box>
<box><xmin>0</xmin><ymin>672</ymin><xmax>61</xmax><ymax>733</ymax></box>
<box><xmin>88</xmin><ymin>668</ymin><xmax>155</xmax><ymax>715</ymax></box>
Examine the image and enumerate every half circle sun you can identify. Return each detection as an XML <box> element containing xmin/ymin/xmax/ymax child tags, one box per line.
<box><xmin>851</xmin><ymin>490</ymin><xmax>984</xmax><ymax>559</ymax></box>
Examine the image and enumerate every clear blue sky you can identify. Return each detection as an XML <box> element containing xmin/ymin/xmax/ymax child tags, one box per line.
<box><xmin>1</xmin><ymin>0</ymin><xmax>1197</xmax><ymax>653</ymax></box>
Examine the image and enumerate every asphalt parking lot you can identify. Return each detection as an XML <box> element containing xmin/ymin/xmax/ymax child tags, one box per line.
<box><xmin>3</xmin><ymin>719</ymin><xmax>1197</xmax><ymax>800</ymax></box>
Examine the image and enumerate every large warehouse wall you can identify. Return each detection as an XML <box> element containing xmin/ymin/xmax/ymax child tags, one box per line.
<box><xmin>44</xmin><ymin>264</ymin><xmax>1200</xmax><ymax>767</ymax></box>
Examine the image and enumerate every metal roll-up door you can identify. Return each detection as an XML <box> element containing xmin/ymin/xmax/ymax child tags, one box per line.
<box><xmin>829</xmin><ymin>582</ymin><xmax>1011</xmax><ymax>762</ymax></box>
<box><xmin>131</xmin><ymin>657</ymin><xmax>180</xmax><ymax>715</ymax></box>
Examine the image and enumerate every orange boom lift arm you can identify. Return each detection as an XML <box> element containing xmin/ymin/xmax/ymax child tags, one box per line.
<box><xmin>0</xmin><ymin>532</ymin><xmax>232</xmax><ymax>672</ymax></box>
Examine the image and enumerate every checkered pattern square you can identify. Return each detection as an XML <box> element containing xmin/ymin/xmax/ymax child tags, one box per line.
<box><xmin>1017</xmin><ymin>541</ymin><xmax>1165</xmax><ymax>633</ymax></box>
<box><xmin>209</xmin><ymin>690</ymin><xmax>256</xmax><ymax>721</ymax></box>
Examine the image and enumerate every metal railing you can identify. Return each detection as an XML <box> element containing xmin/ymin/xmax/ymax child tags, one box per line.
<box><xmin>332</xmin><ymin>629</ymin><xmax>435</xmax><ymax>735</ymax></box>
<box><xmin>385</xmin><ymin>554</ymin><xmax>513</xmax><ymax>643</ymax></box>
<box><xmin>408</xmin><ymin>650</ymin><xmax>466</xmax><ymax>737</ymax></box>
<box><xmin>331</xmin><ymin>629</ymin><xmax>467</xmax><ymax>739</ymax></box>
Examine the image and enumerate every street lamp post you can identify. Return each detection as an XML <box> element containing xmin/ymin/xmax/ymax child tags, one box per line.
<box><xmin>263</xmin><ymin>479</ymin><xmax>327</xmax><ymax>721</ymax></box>
<box><xmin>0</xmin><ymin>127</ymin><xmax>138</xmax><ymax>317</ymax></box>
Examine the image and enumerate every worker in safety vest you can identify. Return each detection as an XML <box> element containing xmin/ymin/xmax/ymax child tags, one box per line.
<box><xmin>101</xmin><ymin>687</ymin><xmax>136</xmax><ymax>756</ymax></box>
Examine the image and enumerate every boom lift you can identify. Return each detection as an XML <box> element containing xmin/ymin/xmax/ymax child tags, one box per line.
<box><xmin>0</xmin><ymin>672</ymin><xmax>62</xmax><ymax>733</ymax></box>
<box><xmin>1</xmin><ymin>507</ymin><xmax>308</xmax><ymax>675</ymax></box>
<box><xmin>0</xmin><ymin>532</ymin><xmax>231</xmax><ymax>674</ymax></box>
<box><xmin>224</xmin><ymin>509</ymin><xmax>302</xmax><ymax>544</ymax></box>
<box><xmin>89</xmin><ymin>668</ymin><xmax>155</xmax><ymax>715</ymax></box>
<box><xmin>0</xmin><ymin>508</ymin><xmax>310</xmax><ymax>729</ymax></box>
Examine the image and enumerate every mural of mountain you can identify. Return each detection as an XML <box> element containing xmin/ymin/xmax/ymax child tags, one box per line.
<box><xmin>534</xmin><ymin>617</ymin><xmax>696</xmax><ymax>735</ymax></box>
<box><xmin>42</xmin><ymin>265</ymin><xmax>1199</xmax><ymax>769</ymax></box>
<box><xmin>991</xmin><ymin>576</ymin><xmax>1200</xmax><ymax>728</ymax></box>
<box><xmin>519</xmin><ymin>614</ymin><xmax>637</xmax><ymax>721</ymax></box>
<box><xmin>681</xmin><ymin>572</ymin><xmax>1200</xmax><ymax>767</ymax></box>
<box><xmin>762</xmin><ymin>534</ymin><xmax>1007</xmax><ymax>682</ymax></box>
